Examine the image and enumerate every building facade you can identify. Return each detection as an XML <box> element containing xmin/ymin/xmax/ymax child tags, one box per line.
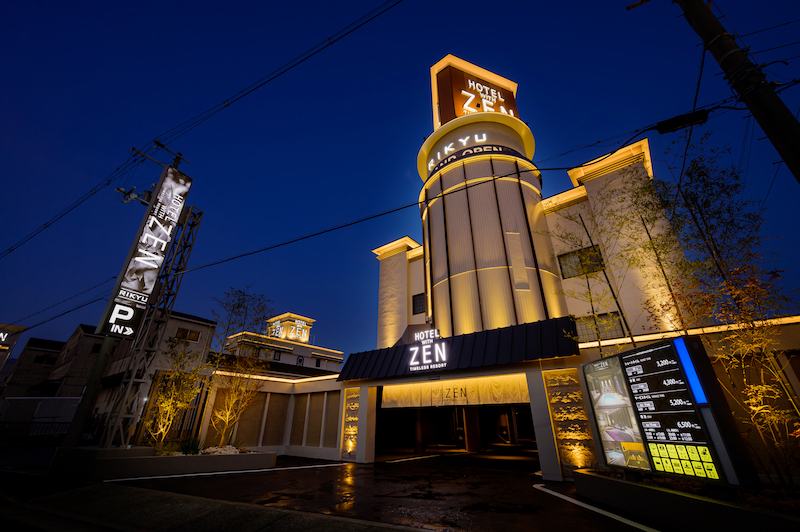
<box><xmin>333</xmin><ymin>55</ymin><xmax>800</xmax><ymax>482</ymax></box>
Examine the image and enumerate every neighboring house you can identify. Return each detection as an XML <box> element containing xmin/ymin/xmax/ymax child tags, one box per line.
<box><xmin>0</xmin><ymin>338</ymin><xmax>67</xmax><ymax>399</ymax></box>
<box><xmin>197</xmin><ymin>312</ymin><xmax>345</xmax><ymax>460</ymax></box>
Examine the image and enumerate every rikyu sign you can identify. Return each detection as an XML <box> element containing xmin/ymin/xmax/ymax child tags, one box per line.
<box><xmin>98</xmin><ymin>166</ymin><xmax>192</xmax><ymax>338</ymax></box>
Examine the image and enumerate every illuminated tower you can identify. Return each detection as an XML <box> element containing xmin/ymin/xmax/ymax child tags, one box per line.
<box><xmin>418</xmin><ymin>56</ymin><xmax>567</xmax><ymax>337</ymax></box>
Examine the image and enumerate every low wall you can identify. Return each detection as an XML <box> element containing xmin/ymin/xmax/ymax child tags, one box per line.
<box><xmin>51</xmin><ymin>447</ymin><xmax>277</xmax><ymax>481</ymax></box>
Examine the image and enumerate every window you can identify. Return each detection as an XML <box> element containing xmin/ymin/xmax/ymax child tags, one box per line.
<box><xmin>412</xmin><ymin>293</ymin><xmax>425</xmax><ymax>315</ymax></box>
<box><xmin>273</xmin><ymin>351</ymin><xmax>281</xmax><ymax>361</ymax></box>
<box><xmin>315</xmin><ymin>359</ymin><xmax>321</xmax><ymax>368</ymax></box>
<box><xmin>296</xmin><ymin>356</ymin><xmax>304</xmax><ymax>367</ymax></box>
<box><xmin>176</xmin><ymin>328</ymin><xmax>201</xmax><ymax>342</ymax></box>
<box><xmin>33</xmin><ymin>354</ymin><xmax>57</xmax><ymax>365</ymax></box>
<box><xmin>91</xmin><ymin>343</ymin><xmax>102</xmax><ymax>353</ymax></box>
<box><xmin>558</xmin><ymin>245</ymin><xmax>604</xmax><ymax>279</ymax></box>
<box><xmin>575</xmin><ymin>312</ymin><xmax>625</xmax><ymax>343</ymax></box>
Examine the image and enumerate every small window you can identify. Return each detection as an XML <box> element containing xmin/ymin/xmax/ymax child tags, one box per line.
<box><xmin>412</xmin><ymin>293</ymin><xmax>425</xmax><ymax>315</ymax></box>
<box><xmin>91</xmin><ymin>343</ymin><xmax>102</xmax><ymax>354</ymax></box>
<box><xmin>315</xmin><ymin>359</ymin><xmax>321</xmax><ymax>368</ymax></box>
<box><xmin>33</xmin><ymin>355</ymin><xmax>57</xmax><ymax>366</ymax></box>
<box><xmin>558</xmin><ymin>245</ymin><xmax>604</xmax><ymax>279</ymax></box>
<box><xmin>176</xmin><ymin>328</ymin><xmax>201</xmax><ymax>342</ymax></box>
<box><xmin>575</xmin><ymin>312</ymin><xmax>625</xmax><ymax>342</ymax></box>
<box><xmin>273</xmin><ymin>351</ymin><xmax>281</xmax><ymax>361</ymax></box>
<box><xmin>296</xmin><ymin>356</ymin><xmax>304</xmax><ymax>367</ymax></box>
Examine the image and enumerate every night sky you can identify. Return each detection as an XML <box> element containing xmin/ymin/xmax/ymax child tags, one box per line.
<box><xmin>2</xmin><ymin>1</ymin><xmax>799</xmax><ymax>360</ymax></box>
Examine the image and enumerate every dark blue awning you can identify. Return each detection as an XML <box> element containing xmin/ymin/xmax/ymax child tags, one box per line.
<box><xmin>338</xmin><ymin>316</ymin><xmax>578</xmax><ymax>382</ymax></box>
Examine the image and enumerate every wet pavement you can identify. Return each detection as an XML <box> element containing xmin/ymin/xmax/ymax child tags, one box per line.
<box><xmin>120</xmin><ymin>452</ymin><xmax>660</xmax><ymax>531</ymax></box>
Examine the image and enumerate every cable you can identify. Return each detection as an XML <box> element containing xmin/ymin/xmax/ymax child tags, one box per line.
<box><xmin>8</xmin><ymin>276</ymin><xmax>117</xmax><ymax>326</ymax></box>
<box><xmin>5</xmin><ymin>295</ymin><xmax>110</xmax><ymax>339</ymax></box>
<box><xmin>0</xmin><ymin>153</ymin><xmax>144</xmax><ymax>260</ymax></box>
<box><xmin>180</xmin><ymin>143</ymin><xmax>658</xmax><ymax>275</ymax></box>
<box><xmin>154</xmin><ymin>0</ymin><xmax>405</xmax><ymax>146</ymax></box>
<box><xmin>535</xmin><ymin>129</ymin><xmax>641</xmax><ymax>164</ymax></box>
<box><xmin>668</xmin><ymin>44</ymin><xmax>707</xmax><ymax>210</ymax></box>
<box><xmin>738</xmin><ymin>18</ymin><xmax>800</xmax><ymax>38</ymax></box>
<box><xmin>0</xmin><ymin>1</ymin><xmax>405</xmax><ymax>262</ymax></box>
<box><xmin>760</xmin><ymin>105</ymin><xmax>800</xmax><ymax>216</ymax></box>
<box><xmin>775</xmin><ymin>78</ymin><xmax>800</xmax><ymax>93</ymax></box>
<box><xmin>774</xmin><ymin>54</ymin><xmax>800</xmax><ymax>63</ymax></box>
<box><xmin>752</xmin><ymin>40</ymin><xmax>800</xmax><ymax>55</ymax></box>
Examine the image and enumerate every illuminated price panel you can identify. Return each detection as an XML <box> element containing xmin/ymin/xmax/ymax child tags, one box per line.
<box><xmin>583</xmin><ymin>339</ymin><xmax>725</xmax><ymax>482</ymax></box>
<box><xmin>621</xmin><ymin>343</ymin><xmax>721</xmax><ymax>481</ymax></box>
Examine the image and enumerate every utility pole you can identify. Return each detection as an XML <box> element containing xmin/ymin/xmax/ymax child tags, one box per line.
<box><xmin>674</xmin><ymin>0</ymin><xmax>800</xmax><ymax>186</ymax></box>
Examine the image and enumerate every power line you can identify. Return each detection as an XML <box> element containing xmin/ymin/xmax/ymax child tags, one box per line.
<box><xmin>0</xmin><ymin>154</ymin><xmax>144</xmax><ymax>260</ymax></box>
<box><xmin>0</xmin><ymin>0</ymin><xmax>405</xmax><ymax>262</ymax></box>
<box><xmin>760</xmin><ymin>105</ymin><xmax>800</xmax><ymax>216</ymax></box>
<box><xmin>156</xmin><ymin>1</ymin><xmax>405</xmax><ymax>146</ymax></box>
<box><xmin>7</xmin><ymin>276</ymin><xmax>117</xmax><ymax>326</ymax></box>
<box><xmin>752</xmin><ymin>39</ymin><xmax>800</xmax><ymax>55</ymax></box>
<box><xmin>7</xmin><ymin>94</ymin><xmax>750</xmax><ymax>321</ymax></box>
<box><xmin>180</xmin><ymin>135</ymin><xmax>662</xmax><ymax>275</ymax></box>
<box><xmin>6</xmin><ymin>295</ymin><xmax>110</xmax><ymax>339</ymax></box>
<box><xmin>738</xmin><ymin>18</ymin><xmax>800</xmax><ymax>38</ymax></box>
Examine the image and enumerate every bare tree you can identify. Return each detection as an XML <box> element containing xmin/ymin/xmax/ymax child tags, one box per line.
<box><xmin>207</xmin><ymin>286</ymin><xmax>275</xmax><ymax>447</ymax></box>
<box><xmin>210</xmin><ymin>286</ymin><xmax>275</xmax><ymax>357</ymax></box>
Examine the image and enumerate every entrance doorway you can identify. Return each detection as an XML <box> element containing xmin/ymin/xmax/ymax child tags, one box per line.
<box><xmin>375</xmin><ymin>399</ymin><xmax>537</xmax><ymax>462</ymax></box>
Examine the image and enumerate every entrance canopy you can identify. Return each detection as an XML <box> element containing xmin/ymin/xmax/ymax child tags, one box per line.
<box><xmin>339</xmin><ymin>316</ymin><xmax>578</xmax><ymax>382</ymax></box>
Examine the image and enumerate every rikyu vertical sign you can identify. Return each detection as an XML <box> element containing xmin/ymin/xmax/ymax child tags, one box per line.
<box><xmin>97</xmin><ymin>166</ymin><xmax>193</xmax><ymax>338</ymax></box>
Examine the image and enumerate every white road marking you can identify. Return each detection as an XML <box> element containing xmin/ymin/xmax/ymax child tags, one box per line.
<box><xmin>104</xmin><ymin>462</ymin><xmax>347</xmax><ymax>482</ymax></box>
<box><xmin>385</xmin><ymin>455</ymin><xmax>441</xmax><ymax>463</ymax></box>
<box><xmin>533</xmin><ymin>484</ymin><xmax>660</xmax><ymax>532</ymax></box>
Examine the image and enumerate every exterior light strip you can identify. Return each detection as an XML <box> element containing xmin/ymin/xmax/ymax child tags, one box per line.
<box><xmin>212</xmin><ymin>370</ymin><xmax>340</xmax><ymax>384</ymax></box>
<box><xmin>673</xmin><ymin>337</ymin><xmax>707</xmax><ymax>404</ymax></box>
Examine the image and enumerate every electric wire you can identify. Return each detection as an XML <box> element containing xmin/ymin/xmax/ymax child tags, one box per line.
<box><xmin>180</xmin><ymin>135</ymin><xmax>661</xmax><ymax>276</ymax></box>
<box><xmin>7</xmin><ymin>277</ymin><xmax>117</xmax><ymax>326</ymax></box>
<box><xmin>0</xmin><ymin>0</ymin><xmax>405</xmax><ymax>262</ymax></box>
<box><xmin>752</xmin><ymin>40</ymin><xmax>800</xmax><ymax>55</ymax></box>
<box><xmin>738</xmin><ymin>18</ymin><xmax>800</xmax><ymax>38</ymax></box>
<box><xmin>154</xmin><ymin>0</ymin><xmax>404</xmax><ymax>146</ymax></box>
<box><xmin>535</xmin><ymin>129</ymin><xmax>641</xmax><ymax>164</ymax></box>
<box><xmin>2</xmin><ymin>91</ymin><xmax>765</xmax><ymax>326</ymax></box>
<box><xmin>759</xmin><ymin>105</ymin><xmax>800</xmax><ymax>216</ymax></box>
<box><xmin>0</xmin><ymin>153</ymin><xmax>145</xmax><ymax>260</ymax></box>
<box><xmin>18</xmin><ymin>295</ymin><xmax>110</xmax><ymax>334</ymax></box>
<box><xmin>668</xmin><ymin>43</ymin><xmax>707</xmax><ymax>207</ymax></box>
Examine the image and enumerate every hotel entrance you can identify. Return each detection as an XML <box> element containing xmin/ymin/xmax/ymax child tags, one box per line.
<box><xmin>373</xmin><ymin>374</ymin><xmax>538</xmax><ymax>462</ymax></box>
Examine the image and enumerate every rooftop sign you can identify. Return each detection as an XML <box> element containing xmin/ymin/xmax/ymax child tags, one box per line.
<box><xmin>430</xmin><ymin>55</ymin><xmax>519</xmax><ymax>130</ymax></box>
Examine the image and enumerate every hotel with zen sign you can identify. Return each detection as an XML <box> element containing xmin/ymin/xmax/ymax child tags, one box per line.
<box><xmin>186</xmin><ymin>55</ymin><xmax>799</xmax><ymax>485</ymax></box>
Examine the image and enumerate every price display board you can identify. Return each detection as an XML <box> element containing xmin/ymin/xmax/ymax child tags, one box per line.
<box><xmin>583</xmin><ymin>339</ymin><xmax>724</xmax><ymax>482</ymax></box>
<box><xmin>621</xmin><ymin>342</ymin><xmax>721</xmax><ymax>481</ymax></box>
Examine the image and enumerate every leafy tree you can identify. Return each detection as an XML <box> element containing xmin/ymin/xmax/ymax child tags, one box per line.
<box><xmin>610</xmin><ymin>133</ymin><xmax>800</xmax><ymax>483</ymax></box>
<box><xmin>545</xmin><ymin>175</ymin><xmax>640</xmax><ymax>355</ymax></box>
<box><xmin>209</xmin><ymin>355</ymin><xmax>264</xmax><ymax>446</ymax></box>
<box><xmin>145</xmin><ymin>338</ymin><xmax>211</xmax><ymax>445</ymax></box>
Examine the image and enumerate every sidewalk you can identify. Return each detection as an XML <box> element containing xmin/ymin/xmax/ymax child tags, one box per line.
<box><xmin>0</xmin><ymin>470</ymin><xmax>421</xmax><ymax>532</ymax></box>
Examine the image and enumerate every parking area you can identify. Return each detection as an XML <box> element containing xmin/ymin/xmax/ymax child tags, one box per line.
<box><xmin>120</xmin><ymin>452</ymin><xmax>658</xmax><ymax>531</ymax></box>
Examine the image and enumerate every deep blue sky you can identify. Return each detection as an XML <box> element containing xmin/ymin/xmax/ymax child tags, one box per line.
<box><xmin>2</xmin><ymin>1</ymin><xmax>799</xmax><ymax>360</ymax></box>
